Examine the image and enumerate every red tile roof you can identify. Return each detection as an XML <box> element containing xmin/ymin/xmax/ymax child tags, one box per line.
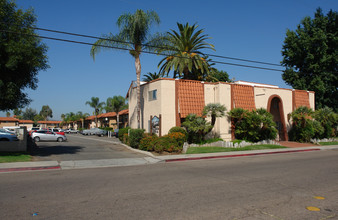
<box><xmin>177</xmin><ymin>80</ymin><xmax>205</xmax><ymax>117</ymax></box>
<box><xmin>37</xmin><ymin>121</ymin><xmax>62</xmax><ymax>124</ymax></box>
<box><xmin>0</xmin><ymin>117</ymin><xmax>19</xmax><ymax>122</ymax></box>
<box><xmin>293</xmin><ymin>90</ymin><xmax>310</xmax><ymax>110</ymax></box>
<box><xmin>232</xmin><ymin>84</ymin><xmax>256</xmax><ymax>110</ymax></box>
<box><xmin>19</xmin><ymin>120</ymin><xmax>34</xmax><ymax>124</ymax></box>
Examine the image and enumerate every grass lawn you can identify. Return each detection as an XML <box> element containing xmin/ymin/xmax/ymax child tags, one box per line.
<box><xmin>0</xmin><ymin>152</ymin><xmax>32</xmax><ymax>163</ymax></box>
<box><xmin>319</xmin><ymin>142</ymin><xmax>338</xmax><ymax>146</ymax></box>
<box><xmin>186</xmin><ymin>144</ymin><xmax>287</xmax><ymax>154</ymax></box>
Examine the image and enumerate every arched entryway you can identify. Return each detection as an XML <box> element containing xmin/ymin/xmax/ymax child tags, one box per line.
<box><xmin>267</xmin><ymin>95</ymin><xmax>288</xmax><ymax>141</ymax></box>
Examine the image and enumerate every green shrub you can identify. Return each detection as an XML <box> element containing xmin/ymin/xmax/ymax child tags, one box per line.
<box><xmin>118</xmin><ymin>127</ymin><xmax>130</xmax><ymax>141</ymax></box>
<box><xmin>101</xmin><ymin>127</ymin><xmax>114</xmax><ymax>131</ymax></box>
<box><xmin>166</xmin><ymin>132</ymin><xmax>186</xmax><ymax>147</ymax></box>
<box><xmin>123</xmin><ymin>133</ymin><xmax>129</xmax><ymax>145</ymax></box>
<box><xmin>229</xmin><ymin>108</ymin><xmax>277</xmax><ymax>142</ymax></box>
<box><xmin>139</xmin><ymin>135</ymin><xmax>159</xmax><ymax>151</ymax></box>
<box><xmin>182</xmin><ymin>114</ymin><xmax>213</xmax><ymax>144</ymax></box>
<box><xmin>169</xmin><ymin>127</ymin><xmax>188</xmax><ymax>139</ymax></box>
<box><xmin>129</xmin><ymin>129</ymin><xmax>145</xmax><ymax>148</ymax></box>
<box><xmin>152</xmin><ymin>136</ymin><xmax>180</xmax><ymax>153</ymax></box>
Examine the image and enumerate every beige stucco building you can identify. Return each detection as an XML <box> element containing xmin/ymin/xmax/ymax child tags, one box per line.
<box><xmin>127</xmin><ymin>78</ymin><xmax>315</xmax><ymax>141</ymax></box>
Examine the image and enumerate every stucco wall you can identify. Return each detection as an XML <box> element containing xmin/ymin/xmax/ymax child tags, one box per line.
<box><xmin>0</xmin><ymin>122</ymin><xmax>18</xmax><ymax>128</ymax></box>
<box><xmin>142</xmin><ymin>79</ymin><xmax>176</xmax><ymax>135</ymax></box>
<box><xmin>254</xmin><ymin>87</ymin><xmax>293</xmax><ymax>131</ymax></box>
<box><xmin>309</xmin><ymin>92</ymin><xmax>315</xmax><ymax>110</ymax></box>
<box><xmin>129</xmin><ymin>79</ymin><xmax>176</xmax><ymax>135</ymax></box>
<box><xmin>204</xmin><ymin>83</ymin><xmax>232</xmax><ymax>140</ymax></box>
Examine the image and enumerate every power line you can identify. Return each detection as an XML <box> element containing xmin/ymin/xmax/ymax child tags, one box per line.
<box><xmin>35</xmin><ymin>26</ymin><xmax>282</xmax><ymax>67</ymax></box>
<box><xmin>12</xmin><ymin>24</ymin><xmax>282</xmax><ymax>67</ymax></box>
<box><xmin>0</xmin><ymin>29</ymin><xmax>284</xmax><ymax>72</ymax></box>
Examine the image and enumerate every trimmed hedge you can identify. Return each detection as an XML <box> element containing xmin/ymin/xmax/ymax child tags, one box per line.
<box><xmin>168</xmin><ymin>126</ymin><xmax>188</xmax><ymax>139</ymax></box>
<box><xmin>118</xmin><ymin>127</ymin><xmax>130</xmax><ymax>141</ymax></box>
<box><xmin>129</xmin><ymin>129</ymin><xmax>145</xmax><ymax>148</ymax></box>
<box><xmin>152</xmin><ymin>136</ymin><xmax>180</xmax><ymax>153</ymax></box>
<box><xmin>139</xmin><ymin>134</ymin><xmax>158</xmax><ymax>151</ymax></box>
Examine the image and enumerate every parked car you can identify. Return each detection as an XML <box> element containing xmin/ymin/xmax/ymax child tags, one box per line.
<box><xmin>48</xmin><ymin>128</ymin><xmax>65</xmax><ymax>136</ymax></box>
<box><xmin>0</xmin><ymin>129</ymin><xmax>19</xmax><ymax>141</ymax></box>
<box><xmin>0</xmin><ymin>128</ymin><xmax>16</xmax><ymax>134</ymax></box>
<box><xmin>31</xmin><ymin>130</ymin><xmax>67</xmax><ymax>142</ymax></box>
<box><xmin>95</xmin><ymin>129</ymin><xmax>108</xmax><ymax>137</ymax></box>
<box><xmin>81</xmin><ymin>128</ymin><xmax>106</xmax><ymax>136</ymax></box>
<box><xmin>113</xmin><ymin>129</ymin><xmax>119</xmax><ymax>138</ymax></box>
<box><xmin>65</xmin><ymin>128</ymin><xmax>78</xmax><ymax>134</ymax></box>
<box><xmin>29</xmin><ymin>127</ymin><xmax>40</xmax><ymax>136</ymax></box>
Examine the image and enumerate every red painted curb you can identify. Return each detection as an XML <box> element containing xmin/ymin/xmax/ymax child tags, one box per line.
<box><xmin>0</xmin><ymin>165</ymin><xmax>61</xmax><ymax>173</ymax></box>
<box><xmin>165</xmin><ymin>148</ymin><xmax>321</xmax><ymax>162</ymax></box>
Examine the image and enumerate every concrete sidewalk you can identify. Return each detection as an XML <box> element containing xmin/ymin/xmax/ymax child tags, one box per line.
<box><xmin>1</xmin><ymin>145</ymin><xmax>337</xmax><ymax>173</ymax></box>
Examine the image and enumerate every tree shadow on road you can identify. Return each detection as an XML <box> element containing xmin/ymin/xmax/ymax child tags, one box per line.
<box><xmin>28</xmin><ymin>138</ymin><xmax>83</xmax><ymax>157</ymax></box>
<box><xmin>30</xmin><ymin>145</ymin><xmax>84</xmax><ymax>157</ymax></box>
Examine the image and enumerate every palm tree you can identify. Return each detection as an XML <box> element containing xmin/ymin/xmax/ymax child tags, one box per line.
<box><xmin>65</xmin><ymin>112</ymin><xmax>75</xmax><ymax>128</ymax></box>
<box><xmin>61</xmin><ymin>113</ymin><xmax>65</xmax><ymax>121</ymax></box>
<box><xmin>157</xmin><ymin>23</ymin><xmax>215</xmax><ymax>80</ymax></box>
<box><xmin>6</xmin><ymin>112</ymin><xmax>10</xmax><ymax>117</ymax></box>
<box><xmin>85</xmin><ymin>97</ymin><xmax>104</xmax><ymax>128</ymax></box>
<box><xmin>90</xmin><ymin>9</ymin><xmax>164</xmax><ymax>129</ymax></box>
<box><xmin>104</xmin><ymin>97</ymin><xmax>114</xmax><ymax>113</ymax></box>
<box><xmin>142</xmin><ymin>72</ymin><xmax>162</xmax><ymax>82</ymax></box>
<box><xmin>203</xmin><ymin>103</ymin><xmax>227</xmax><ymax>127</ymax></box>
<box><xmin>76</xmin><ymin>111</ymin><xmax>90</xmax><ymax>129</ymax></box>
<box><xmin>110</xmin><ymin>96</ymin><xmax>127</xmax><ymax>129</ymax></box>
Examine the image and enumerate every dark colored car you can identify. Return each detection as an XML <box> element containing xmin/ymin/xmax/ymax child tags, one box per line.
<box><xmin>113</xmin><ymin>129</ymin><xmax>119</xmax><ymax>138</ymax></box>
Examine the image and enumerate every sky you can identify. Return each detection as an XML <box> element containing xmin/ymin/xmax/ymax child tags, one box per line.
<box><xmin>1</xmin><ymin>0</ymin><xmax>337</xmax><ymax>120</ymax></box>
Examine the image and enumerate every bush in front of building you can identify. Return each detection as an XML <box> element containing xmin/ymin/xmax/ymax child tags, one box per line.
<box><xmin>313</xmin><ymin>107</ymin><xmax>338</xmax><ymax>138</ymax></box>
<box><xmin>139</xmin><ymin>133</ymin><xmax>158</xmax><ymax>151</ymax></box>
<box><xmin>152</xmin><ymin>136</ymin><xmax>181</xmax><ymax>153</ymax></box>
<box><xmin>229</xmin><ymin>108</ymin><xmax>277</xmax><ymax>142</ymax></box>
<box><xmin>129</xmin><ymin>129</ymin><xmax>145</xmax><ymax>148</ymax></box>
<box><xmin>166</xmin><ymin>132</ymin><xmax>186</xmax><ymax>147</ymax></box>
<box><xmin>168</xmin><ymin>126</ymin><xmax>188</xmax><ymax>140</ymax></box>
<box><xmin>118</xmin><ymin>127</ymin><xmax>130</xmax><ymax>141</ymax></box>
<box><xmin>288</xmin><ymin>106</ymin><xmax>338</xmax><ymax>142</ymax></box>
<box><xmin>123</xmin><ymin>133</ymin><xmax>129</xmax><ymax>145</ymax></box>
<box><xmin>182</xmin><ymin>114</ymin><xmax>213</xmax><ymax>144</ymax></box>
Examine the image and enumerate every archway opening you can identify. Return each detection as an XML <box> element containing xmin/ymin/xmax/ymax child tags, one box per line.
<box><xmin>268</xmin><ymin>96</ymin><xmax>287</xmax><ymax>141</ymax></box>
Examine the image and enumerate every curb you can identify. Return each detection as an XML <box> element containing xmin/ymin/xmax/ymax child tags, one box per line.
<box><xmin>164</xmin><ymin>148</ymin><xmax>321</xmax><ymax>162</ymax></box>
<box><xmin>0</xmin><ymin>165</ymin><xmax>61</xmax><ymax>173</ymax></box>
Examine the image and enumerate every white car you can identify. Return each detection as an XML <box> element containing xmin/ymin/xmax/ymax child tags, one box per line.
<box><xmin>65</xmin><ymin>128</ymin><xmax>78</xmax><ymax>134</ymax></box>
<box><xmin>0</xmin><ymin>129</ymin><xmax>19</xmax><ymax>141</ymax></box>
<box><xmin>32</xmin><ymin>130</ymin><xmax>67</xmax><ymax>142</ymax></box>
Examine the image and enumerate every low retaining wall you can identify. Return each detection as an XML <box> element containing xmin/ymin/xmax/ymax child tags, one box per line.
<box><xmin>182</xmin><ymin>140</ymin><xmax>280</xmax><ymax>153</ymax></box>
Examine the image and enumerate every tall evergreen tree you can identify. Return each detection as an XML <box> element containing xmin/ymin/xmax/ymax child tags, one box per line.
<box><xmin>281</xmin><ymin>8</ymin><xmax>337</xmax><ymax>111</ymax></box>
<box><xmin>0</xmin><ymin>0</ymin><xmax>48</xmax><ymax>111</ymax></box>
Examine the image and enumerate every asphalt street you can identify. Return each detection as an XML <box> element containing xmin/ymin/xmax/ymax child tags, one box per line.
<box><xmin>1</xmin><ymin>148</ymin><xmax>337</xmax><ymax>219</ymax></box>
<box><xmin>30</xmin><ymin>134</ymin><xmax>145</xmax><ymax>161</ymax></box>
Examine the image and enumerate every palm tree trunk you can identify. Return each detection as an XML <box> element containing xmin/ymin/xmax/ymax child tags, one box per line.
<box><xmin>135</xmin><ymin>55</ymin><xmax>141</xmax><ymax>129</ymax></box>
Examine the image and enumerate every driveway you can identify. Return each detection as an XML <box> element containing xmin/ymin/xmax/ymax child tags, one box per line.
<box><xmin>30</xmin><ymin>134</ymin><xmax>146</xmax><ymax>161</ymax></box>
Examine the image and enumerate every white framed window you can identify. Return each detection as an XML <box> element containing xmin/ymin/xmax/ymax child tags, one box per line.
<box><xmin>149</xmin><ymin>89</ymin><xmax>157</xmax><ymax>101</ymax></box>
